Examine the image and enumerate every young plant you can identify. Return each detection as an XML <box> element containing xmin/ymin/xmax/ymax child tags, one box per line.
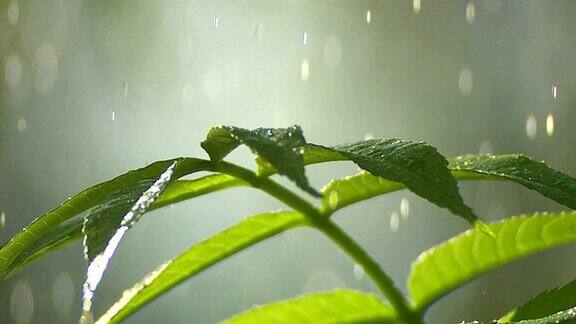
<box><xmin>1</xmin><ymin>125</ymin><xmax>576</xmax><ymax>323</ymax></box>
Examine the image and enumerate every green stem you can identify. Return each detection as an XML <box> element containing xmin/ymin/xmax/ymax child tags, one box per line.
<box><xmin>214</xmin><ymin>161</ymin><xmax>420</xmax><ymax>323</ymax></box>
<box><xmin>317</xmin><ymin>220</ymin><xmax>422</xmax><ymax>324</ymax></box>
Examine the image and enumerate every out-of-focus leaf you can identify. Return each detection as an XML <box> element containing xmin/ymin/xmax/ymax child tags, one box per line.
<box><xmin>201</xmin><ymin>125</ymin><xmax>320</xmax><ymax>196</ymax></box>
<box><xmin>408</xmin><ymin>212</ymin><xmax>576</xmax><ymax>312</ymax></box>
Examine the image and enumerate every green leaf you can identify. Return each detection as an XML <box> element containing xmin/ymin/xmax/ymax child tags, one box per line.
<box><xmin>153</xmin><ymin>174</ymin><xmax>245</xmax><ymax>209</ymax></box>
<box><xmin>97</xmin><ymin>211</ymin><xmax>307</xmax><ymax>323</ymax></box>
<box><xmin>500</xmin><ymin>307</ymin><xmax>576</xmax><ymax>324</ymax></box>
<box><xmin>223</xmin><ymin>290</ymin><xmax>397</xmax><ymax>323</ymax></box>
<box><xmin>81</xmin><ymin>161</ymin><xmax>180</xmax><ymax>314</ymax></box>
<box><xmin>201</xmin><ymin>125</ymin><xmax>320</xmax><ymax>196</ymax></box>
<box><xmin>321</xmin><ymin>171</ymin><xmax>404</xmax><ymax>214</ymax></box>
<box><xmin>498</xmin><ymin>279</ymin><xmax>576</xmax><ymax>323</ymax></box>
<box><xmin>408</xmin><ymin>212</ymin><xmax>576</xmax><ymax>312</ymax></box>
<box><xmin>450</xmin><ymin>154</ymin><xmax>576</xmax><ymax>209</ymax></box>
<box><xmin>0</xmin><ymin>175</ymin><xmax>244</xmax><ymax>283</ymax></box>
<box><xmin>330</xmin><ymin>140</ymin><xmax>478</xmax><ymax>224</ymax></box>
<box><xmin>82</xmin><ymin>179</ymin><xmax>155</xmax><ymax>261</ymax></box>
<box><xmin>0</xmin><ymin>158</ymin><xmax>211</xmax><ymax>283</ymax></box>
<box><xmin>257</xmin><ymin>143</ymin><xmax>347</xmax><ymax>176</ymax></box>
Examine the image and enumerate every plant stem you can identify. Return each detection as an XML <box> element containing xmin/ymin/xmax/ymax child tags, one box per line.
<box><xmin>214</xmin><ymin>161</ymin><xmax>420</xmax><ymax>323</ymax></box>
<box><xmin>317</xmin><ymin>219</ymin><xmax>422</xmax><ymax>324</ymax></box>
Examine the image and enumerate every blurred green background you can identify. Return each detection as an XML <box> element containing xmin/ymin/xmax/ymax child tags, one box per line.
<box><xmin>1</xmin><ymin>0</ymin><xmax>576</xmax><ymax>323</ymax></box>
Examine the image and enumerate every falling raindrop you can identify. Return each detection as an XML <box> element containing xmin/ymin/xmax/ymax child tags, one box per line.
<box><xmin>182</xmin><ymin>83</ymin><xmax>194</xmax><ymax>104</ymax></box>
<box><xmin>466</xmin><ymin>2</ymin><xmax>475</xmax><ymax>24</ymax></box>
<box><xmin>110</xmin><ymin>110</ymin><xmax>115</xmax><ymax>121</ymax></box>
<box><xmin>17</xmin><ymin>118</ymin><xmax>28</xmax><ymax>133</ymax></box>
<box><xmin>458</xmin><ymin>68</ymin><xmax>473</xmax><ymax>96</ymax></box>
<box><xmin>353</xmin><ymin>264</ymin><xmax>365</xmax><ymax>281</ymax></box>
<box><xmin>213</xmin><ymin>15</ymin><xmax>219</xmax><ymax>28</ymax></box>
<box><xmin>7</xmin><ymin>1</ymin><xmax>19</xmax><ymax>25</ymax></box>
<box><xmin>551</xmin><ymin>85</ymin><xmax>558</xmax><ymax>99</ymax></box>
<box><xmin>546</xmin><ymin>113</ymin><xmax>554</xmax><ymax>136</ymax></box>
<box><xmin>122</xmin><ymin>82</ymin><xmax>129</xmax><ymax>98</ymax></box>
<box><xmin>0</xmin><ymin>211</ymin><xmax>5</xmax><ymax>229</ymax></box>
<box><xmin>323</xmin><ymin>36</ymin><xmax>342</xmax><ymax>69</ymax></box>
<box><xmin>413</xmin><ymin>0</ymin><xmax>421</xmax><ymax>14</ymax></box>
<box><xmin>5</xmin><ymin>54</ymin><xmax>22</xmax><ymax>90</ymax></box>
<box><xmin>252</xmin><ymin>22</ymin><xmax>263</xmax><ymax>42</ymax></box>
<box><xmin>526</xmin><ymin>115</ymin><xmax>537</xmax><ymax>139</ymax></box>
<box><xmin>10</xmin><ymin>280</ymin><xmax>34</xmax><ymax>324</ymax></box>
<box><xmin>52</xmin><ymin>272</ymin><xmax>75</xmax><ymax>315</ymax></box>
<box><xmin>400</xmin><ymin>197</ymin><xmax>410</xmax><ymax>219</ymax></box>
<box><xmin>390</xmin><ymin>211</ymin><xmax>400</xmax><ymax>232</ymax></box>
<box><xmin>303</xmin><ymin>32</ymin><xmax>308</xmax><ymax>46</ymax></box>
<box><xmin>300</xmin><ymin>58</ymin><xmax>310</xmax><ymax>82</ymax></box>
<box><xmin>366</xmin><ymin>10</ymin><xmax>371</xmax><ymax>24</ymax></box>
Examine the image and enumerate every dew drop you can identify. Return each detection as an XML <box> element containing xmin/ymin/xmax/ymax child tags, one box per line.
<box><xmin>400</xmin><ymin>197</ymin><xmax>410</xmax><ymax>219</ymax></box>
<box><xmin>390</xmin><ymin>211</ymin><xmax>400</xmax><ymax>232</ymax></box>
<box><xmin>7</xmin><ymin>1</ymin><xmax>19</xmax><ymax>25</ymax></box>
<box><xmin>546</xmin><ymin>113</ymin><xmax>554</xmax><ymax>136</ymax></box>
<box><xmin>10</xmin><ymin>280</ymin><xmax>34</xmax><ymax>324</ymax></box>
<box><xmin>526</xmin><ymin>115</ymin><xmax>537</xmax><ymax>139</ymax></box>
<box><xmin>5</xmin><ymin>54</ymin><xmax>22</xmax><ymax>90</ymax></box>
<box><xmin>465</xmin><ymin>2</ymin><xmax>475</xmax><ymax>24</ymax></box>
<box><xmin>458</xmin><ymin>68</ymin><xmax>473</xmax><ymax>96</ymax></box>
<box><xmin>353</xmin><ymin>264</ymin><xmax>365</xmax><ymax>281</ymax></box>
<box><xmin>300</xmin><ymin>58</ymin><xmax>310</xmax><ymax>82</ymax></box>
<box><xmin>17</xmin><ymin>118</ymin><xmax>28</xmax><ymax>133</ymax></box>
<box><xmin>413</xmin><ymin>0</ymin><xmax>421</xmax><ymax>14</ymax></box>
<box><xmin>366</xmin><ymin>10</ymin><xmax>371</xmax><ymax>24</ymax></box>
